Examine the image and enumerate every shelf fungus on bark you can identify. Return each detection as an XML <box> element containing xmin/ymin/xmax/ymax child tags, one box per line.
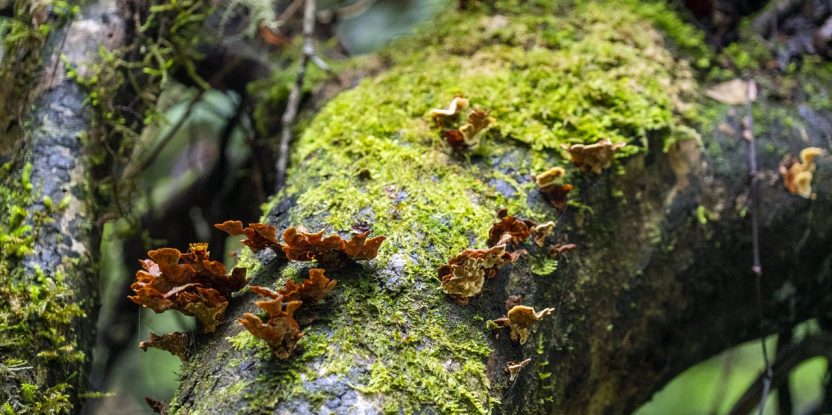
<box><xmin>439</xmin><ymin>245</ymin><xmax>519</xmax><ymax>304</ymax></box>
<box><xmin>780</xmin><ymin>147</ymin><xmax>823</xmax><ymax>199</ymax></box>
<box><xmin>566</xmin><ymin>138</ymin><xmax>626</xmax><ymax>174</ymax></box>
<box><xmin>241</xmin><ymin>269</ymin><xmax>337</xmax><ymax>359</ymax></box>
<box><xmin>548</xmin><ymin>243</ymin><xmax>577</xmax><ymax>258</ymax></box>
<box><xmin>535</xmin><ymin>167</ymin><xmax>574</xmax><ymax>212</ymax></box>
<box><xmin>239</xmin><ymin>288</ymin><xmax>303</xmax><ymax>360</ymax></box>
<box><xmin>506</xmin><ymin>358</ymin><xmax>532</xmax><ymax>381</ymax></box>
<box><xmin>487</xmin><ymin>209</ymin><xmax>556</xmax><ymax>248</ymax></box>
<box><xmin>214</xmin><ymin>220</ymin><xmax>283</xmax><ymax>254</ymax></box>
<box><xmin>138</xmin><ymin>332</ymin><xmax>190</xmax><ymax>361</ymax></box>
<box><xmin>431</xmin><ymin>96</ymin><xmax>495</xmax><ymax>150</ymax></box>
<box><xmin>279</xmin><ymin>268</ymin><xmax>337</xmax><ymax>304</ymax></box>
<box><xmin>282</xmin><ymin>226</ymin><xmax>386</xmax><ymax>266</ymax></box>
<box><xmin>216</xmin><ymin>220</ymin><xmax>386</xmax><ymax>267</ymax></box>
<box><xmin>128</xmin><ymin>243</ymin><xmax>247</xmax><ymax>333</ymax></box>
<box><xmin>492</xmin><ymin>305</ymin><xmax>555</xmax><ymax>344</ymax></box>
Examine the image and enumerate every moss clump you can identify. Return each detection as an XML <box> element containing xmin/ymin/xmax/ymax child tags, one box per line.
<box><xmin>0</xmin><ymin>162</ymin><xmax>86</xmax><ymax>413</ymax></box>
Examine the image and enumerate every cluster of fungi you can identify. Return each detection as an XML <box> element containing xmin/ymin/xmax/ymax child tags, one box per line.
<box><xmin>426</xmin><ymin>95</ymin><xmax>638</xmax><ymax>380</ymax></box>
<box><xmin>780</xmin><ymin>147</ymin><xmax>823</xmax><ymax>199</ymax></box>
<box><xmin>430</xmin><ymin>96</ymin><xmax>496</xmax><ymax>150</ymax></box>
<box><xmin>129</xmin><ymin>220</ymin><xmax>384</xmax><ymax>360</ymax></box>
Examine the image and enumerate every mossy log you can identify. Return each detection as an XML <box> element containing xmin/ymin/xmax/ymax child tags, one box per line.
<box><xmin>0</xmin><ymin>1</ymin><xmax>133</xmax><ymax>412</ymax></box>
<box><xmin>169</xmin><ymin>2</ymin><xmax>832</xmax><ymax>414</ymax></box>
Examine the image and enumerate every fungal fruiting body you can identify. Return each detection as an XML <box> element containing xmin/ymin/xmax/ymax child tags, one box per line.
<box><xmin>535</xmin><ymin>167</ymin><xmax>573</xmax><ymax>212</ymax></box>
<box><xmin>138</xmin><ymin>332</ymin><xmax>190</xmax><ymax>361</ymax></box>
<box><xmin>214</xmin><ymin>220</ymin><xmax>283</xmax><ymax>253</ymax></box>
<box><xmin>780</xmin><ymin>147</ymin><xmax>823</xmax><ymax>198</ymax></box>
<box><xmin>282</xmin><ymin>226</ymin><xmax>386</xmax><ymax>265</ymax></box>
<box><xmin>548</xmin><ymin>243</ymin><xmax>577</xmax><ymax>258</ymax></box>
<box><xmin>128</xmin><ymin>243</ymin><xmax>246</xmax><ymax>333</ymax></box>
<box><xmin>506</xmin><ymin>358</ymin><xmax>532</xmax><ymax>381</ymax></box>
<box><xmin>239</xmin><ymin>288</ymin><xmax>303</xmax><ymax>359</ymax></box>
<box><xmin>439</xmin><ymin>245</ymin><xmax>518</xmax><ymax>304</ymax></box>
<box><xmin>430</xmin><ymin>96</ymin><xmax>469</xmax><ymax>127</ymax></box>
<box><xmin>487</xmin><ymin>211</ymin><xmax>535</xmax><ymax>247</ymax></box>
<box><xmin>240</xmin><ymin>269</ymin><xmax>337</xmax><ymax>359</ymax></box>
<box><xmin>431</xmin><ymin>96</ymin><xmax>495</xmax><ymax>149</ymax></box>
<box><xmin>215</xmin><ymin>221</ymin><xmax>386</xmax><ymax>266</ymax></box>
<box><xmin>493</xmin><ymin>305</ymin><xmax>555</xmax><ymax>344</ymax></box>
<box><xmin>567</xmin><ymin>138</ymin><xmax>626</xmax><ymax>174</ymax></box>
<box><xmin>279</xmin><ymin>268</ymin><xmax>337</xmax><ymax>303</ymax></box>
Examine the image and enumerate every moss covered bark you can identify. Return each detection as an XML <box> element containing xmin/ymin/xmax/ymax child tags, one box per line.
<box><xmin>0</xmin><ymin>1</ymin><xmax>134</xmax><ymax>412</ymax></box>
<box><xmin>167</xmin><ymin>0</ymin><xmax>830</xmax><ymax>414</ymax></box>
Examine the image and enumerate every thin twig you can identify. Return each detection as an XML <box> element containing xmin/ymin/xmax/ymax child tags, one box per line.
<box><xmin>275</xmin><ymin>0</ymin><xmax>316</xmax><ymax>190</ymax></box>
<box><xmin>728</xmin><ymin>334</ymin><xmax>832</xmax><ymax>415</ymax></box>
<box><xmin>741</xmin><ymin>78</ymin><xmax>773</xmax><ymax>415</ymax></box>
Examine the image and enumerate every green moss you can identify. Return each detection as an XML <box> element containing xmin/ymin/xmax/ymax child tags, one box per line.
<box><xmin>0</xmin><ymin>161</ymin><xmax>85</xmax><ymax>412</ymax></box>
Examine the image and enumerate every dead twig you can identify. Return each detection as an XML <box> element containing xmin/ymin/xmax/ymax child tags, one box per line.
<box><xmin>275</xmin><ymin>0</ymin><xmax>316</xmax><ymax>190</ymax></box>
<box><xmin>741</xmin><ymin>78</ymin><xmax>773</xmax><ymax>415</ymax></box>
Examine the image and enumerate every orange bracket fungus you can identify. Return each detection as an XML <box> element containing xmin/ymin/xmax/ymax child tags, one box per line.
<box><xmin>780</xmin><ymin>147</ymin><xmax>823</xmax><ymax>199</ymax></box>
<box><xmin>506</xmin><ymin>358</ymin><xmax>532</xmax><ymax>381</ymax></box>
<box><xmin>282</xmin><ymin>226</ymin><xmax>385</xmax><ymax>265</ymax></box>
<box><xmin>438</xmin><ymin>245</ymin><xmax>519</xmax><ymax>304</ymax></box>
<box><xmin>239</xmin><ymin>288</ymin><xmax>303</xmax><ymax>359</ymax></box>
<box><xmin>535</xmin><ymin>167</ymin><xmax>574</xmax><ymax>212</ymax></box>
<box><xmin>567</xmin><ymin>138</ymin><xmax>626</xmax><ymax>174</ymax></box>
<box><xmin>487</xmin><ymin>208</ymin><xmax>556</xmax><ymax>248</ymax></box>
<box><xmin>138</xmin><ymin>332</ymin><xmax>190</xmax><ymax>361</ymax></box>
<box><xmin>128</xmin><ymin>243</ymin><xmax>247</xmax><ymax>333</ymax></box>
<box><xmin>215</xmin><ymin>220</ymin><xmax>283</xmax><ymax>253</ymax></box>
<box><xmin>216</xmin><ymin>221</ymin><xmax>386</xmax><ymax>266</ymax></box>
<box><xmin>492</xmin><ymin>305</ymin><xmax>555</xmax><ymax>344</ymax></box>
<box><xmin>279</xmin><ymin>268</ymin><xmax>337</xmax><ymax>304</ymax></box>
<box><xmin>487</xmin><ymin>210</ymin><xmax>535</xmax><ymax>247</ymax></box>
<box><xmin>240</xmin><ymin>269</ymin><xmax>336</xmax><ymax>359</ymax></box>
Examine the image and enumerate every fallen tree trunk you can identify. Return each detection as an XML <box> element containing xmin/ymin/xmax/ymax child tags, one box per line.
<box><xmin>167</xmin><ymin>2</ymin><xmax>832</xmax><ymax>414</ymax></box>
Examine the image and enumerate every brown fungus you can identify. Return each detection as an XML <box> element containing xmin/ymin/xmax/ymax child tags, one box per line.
<box><xmin>214</xmin><ymin>220</ymin><xmax>284</xmax><ymax>254</ymax></box>
<box><xmin>492</xmin><ymin>305</ymin><xmax>555</xmax><ymax>344</ymax></box>
<box><xmin>438</xmin><ymin>245</ymin><xmax>518</xmax><ymax>304</ymax></box>
<box><xmin>128</xmin><ymin>244</ymin><xmax>246</xmax><ymax>333</ymax></box>
<box><xmin>506</xmin><ymin>358</ymin><xmax>532</xmax><ymax>381</ymax></box>
<box><xmin>138</xmin><ymin>332</ymin><xmax>190</xmax><ymax>361</ymax></box>
<box><xmin>279</xmin><ymin>268</ymin><xmax>337</xmax><ymax>304</ymax></box>
<box><xmin>567</xmin><ymin>138</ymin><xmax>626</xmax><ymax>174</ymax></box>
<box><xmin>486</xmin><ymin>214</ymin><xmax>534</xmax><ymax>247</ymax></box>
<box><xmin>780</xmin><ymin>147</ymin><xmax>823</xmax><ymax>199</ymax></box>
<box><xmin>239</xmin><ymin>287</ymin><xmax>304</xmax><ymax>359</ymax></box>
<box><xmin>548</xmin><ymin>243</ymin><xmax>577</xmax><ymax>258</ymax></box>
<box><xmin>430</xmin><ymin>96</ymin><xmax>469</xmax><ymax>128</ymax></box>
<box><xmin>530</xmin><ymin>221</ymin><xmax>556</xmax><ymax>247</ymax></box>
<box><xmin>431</xmin><ymin>97</ymin><xmax>495</xmax><ymax>150</ymax></box>
<box><xmin>281</xmin><ymin>226</ymin><xmax>385</xmax><ymax>266</ymax></box>
<box><xmin>535</xmin><ymin>167</ymin><xmax>574</xmax><ymax>212</ymax></box>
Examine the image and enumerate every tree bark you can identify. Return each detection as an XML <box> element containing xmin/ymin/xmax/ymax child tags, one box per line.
<box><xmin>0</xmin><ymin>1</ymin><xmax>133</xmax><ymax>412</ymax></box>
<box><xmin>165</xmin><ymin>2</ymin><xmax>832</xmax><ymax>415</ymax></box>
